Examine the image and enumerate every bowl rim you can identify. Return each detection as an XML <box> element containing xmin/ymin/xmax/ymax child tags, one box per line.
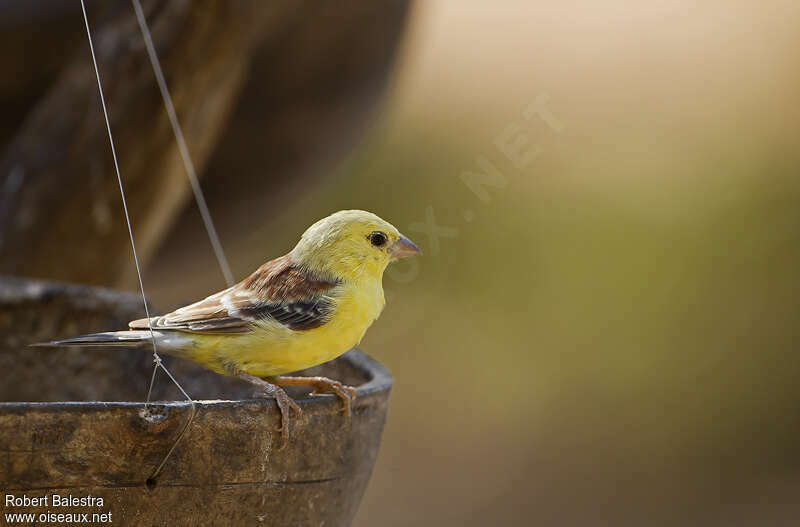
<box><xmin>0</xmin><ymin>348</ymin><xmax>392</xmax><ymax>411</ymax></box>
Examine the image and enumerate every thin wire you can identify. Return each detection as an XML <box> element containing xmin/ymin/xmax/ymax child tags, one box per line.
<box><xmin>79</xmin><ymin>0</ymin><xmax>159</xmax><ymax>364</ymax></box>
<box><xmin>79</xmin><ymin>0</ymin><xmax>192</xmax><ymax>405</ymax></box>
<box><xmin>80</xmin><ymin>0</ymin><xmax>196</xmax><ymax>485</ymax></box>
<box><xmin>131</xmin><ymin>0</ymin><xmax>235</xmax><ymax>288</ymax></box>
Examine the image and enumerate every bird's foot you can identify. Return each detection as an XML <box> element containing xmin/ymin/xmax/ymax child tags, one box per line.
<box><xmin>237</xmin><ymin>372</ymin><xmax>301</xmax><ymax>447</ymax></box>
<box><xmin>275</xmin><ymin>376</ymin><xmax>357</xmax><ymax>425</ymax></box>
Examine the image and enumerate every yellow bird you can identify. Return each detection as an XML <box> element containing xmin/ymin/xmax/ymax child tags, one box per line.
<box><xmin>44</xmin><ymin>210</ymin><xmax>421</xmax><ymax>439</ymax></box>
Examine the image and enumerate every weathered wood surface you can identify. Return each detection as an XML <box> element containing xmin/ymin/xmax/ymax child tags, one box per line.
<box><xmin>0</xmin><ymin>0</ymin><xmax>413</xmax><ymax>287</ymax></box>
<box><xmin>0</xmin><ymin>276</ymin><xmax>392</xmax><ymax>526</ymax></box>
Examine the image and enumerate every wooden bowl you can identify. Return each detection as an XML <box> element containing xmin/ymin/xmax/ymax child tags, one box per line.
<box><xmin>0</xmin><ymin>277</ymin><xmax>392</xmax><ymax>526</ymax></box>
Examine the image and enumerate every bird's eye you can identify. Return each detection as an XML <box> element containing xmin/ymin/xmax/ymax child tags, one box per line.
<box><xmin>368</xmin><ymin>231</ymin><xmax>388</xmax><ymax>247</ymax></box>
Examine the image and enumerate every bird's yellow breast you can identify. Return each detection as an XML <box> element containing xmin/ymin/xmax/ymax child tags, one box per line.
<box><xmin>173</xmin><ymin>280</ymin><xmax>385</xmax><ymax>377</ymax></box>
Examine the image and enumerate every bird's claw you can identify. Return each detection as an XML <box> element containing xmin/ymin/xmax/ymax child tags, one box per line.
<box><xmin>314</xmin><ymin>380</ymin><xmax>355</xmax><ymax>425</ymax></box>
<box><xmin>276</xmin><ymin>376</ymin><xmax>357</xmax><ymax>426</ymax></box>
<box><xmin>238</xmin><ymin>372</ymin><xmax>301</xmax><ymax>448</ymax></box>
<box><xmin>268</xmin><ymin>388</ymin><xmax>302</xmax><ymax>447</ymax></box>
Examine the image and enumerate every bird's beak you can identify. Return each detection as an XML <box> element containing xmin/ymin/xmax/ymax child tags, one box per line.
<box><xmin>390</xmin><ymin>234</ymin><xmax>422</xmax><ymax>259</ymax></box>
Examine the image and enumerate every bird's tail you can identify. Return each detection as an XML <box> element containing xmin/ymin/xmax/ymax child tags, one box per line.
<box><xmin>33</xmin><ymin>330</ymin><xmax>155</xmax><ymax>348</ymax></box>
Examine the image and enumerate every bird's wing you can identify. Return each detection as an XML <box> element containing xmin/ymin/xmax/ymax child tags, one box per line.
<box><xmin>129</xmin><ymin>255</ymin><xmax>339</xmax><ymax>334</ymax></box>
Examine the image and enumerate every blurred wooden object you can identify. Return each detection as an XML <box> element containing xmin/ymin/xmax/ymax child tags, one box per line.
<box><xmin>0</xmin><ymin>275</ymin><xmax>392</xmax><ymax>526</ymax></box>
<box><xmin>0</xmin><ymin>0</ymin><xmax>273</xmax><ymax>285</ymax></box>
<box><xmin>0</xmin><ymin>0</ymin><xmax>412</xmax><ymax>287</ymax></box>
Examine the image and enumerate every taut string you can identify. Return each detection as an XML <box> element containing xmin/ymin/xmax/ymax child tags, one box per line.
<box><xmin>79</xmin><ymin>0</ymin><xmax>196</xmax><ymax>486</ymax></box>
<box><xmin>131</xmin><ymin>0</ymin><xmax>235</xmax><ymax>288</ymax></box>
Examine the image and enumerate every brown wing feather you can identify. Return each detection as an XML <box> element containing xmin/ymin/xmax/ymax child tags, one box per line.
<box><xmin>129</xmin><ymin>255</ymin><xmax>339</xmax><ymax>334</ymax></box>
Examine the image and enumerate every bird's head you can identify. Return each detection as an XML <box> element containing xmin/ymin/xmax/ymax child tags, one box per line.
<box><xmin>289</xmin><ymin>210</ymin><xmax>422</xmax><ymax>283</ymax></box>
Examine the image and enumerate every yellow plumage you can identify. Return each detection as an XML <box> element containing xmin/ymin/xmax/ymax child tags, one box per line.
<box><xmin>159</xmin><ymin>209</ymin><xmax>404</xmax><ymax>377</ymax></box>
<box><xmin>46</xmin><ymin>210</ymin><xmax>420</xmax><ymax>439</ymax></box>
<box><xmin>177</xmin><ymin>280</ymin><xmax>386</xmax><ymax>377</ymax></box>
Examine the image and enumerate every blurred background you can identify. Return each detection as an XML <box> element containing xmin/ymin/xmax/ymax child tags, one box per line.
<box><xmin>3</xmin><ymin>1</ymin><xmax>800</xmax><ymax>525</ymax></box>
